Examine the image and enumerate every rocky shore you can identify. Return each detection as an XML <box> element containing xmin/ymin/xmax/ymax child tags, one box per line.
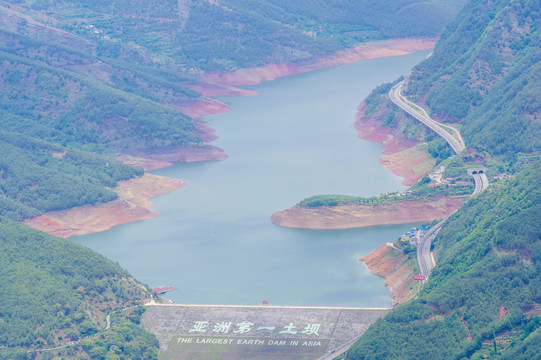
<box><xmin>354</xmin><ymin>102</ymin><xmax>435</xmax><ymax>186</ymax></box>
<box><xmin>270</xmin><ymin>197</ymin><xmax>464</xmax><ymax>230</ymax></box>
<box><xmin>360</xmin><ymin>244</ymin><xmax>419</xmax><ymax>305</ymax></box>
<box><xmin>25</xmin><ymin>174</ymin><xmax>186</xmax><ymax>238</ymax></box>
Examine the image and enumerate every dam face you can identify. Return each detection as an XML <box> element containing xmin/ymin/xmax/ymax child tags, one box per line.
<box><xmin>141</xmin><ymin>304</ymin><xmax>388</xmax><ymax>360</ymax></box>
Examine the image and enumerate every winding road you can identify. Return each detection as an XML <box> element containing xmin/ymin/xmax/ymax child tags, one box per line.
<box><xmin>416</xmin><ymin>220</ymin><xmax>446</xmax><ymax>282</ymax></box>
<box><xmin>388</xmin><ymin>79</ymin><xmax>488</xmax><ymax>284</ymax></box>
<box><xmin>389</xmin><ymin>80</ymin><xmax>465</xmax><ymax>154</ymax></box>
<box><xmin>472</xmin><ymin>173</ymin><xmax>489</xmax><ymax>196</ymax></box>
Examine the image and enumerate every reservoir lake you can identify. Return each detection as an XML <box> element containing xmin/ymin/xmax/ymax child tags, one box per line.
<box><xmin>74</xmin><ymin>50</ymin><xmax>431</xmax><ymax>307</ymax></box>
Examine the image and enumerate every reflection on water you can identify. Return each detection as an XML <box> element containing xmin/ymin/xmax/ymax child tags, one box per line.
<box><xmin>73</xmin><ymin>51</ymin><xmax>430</xmax><ymax>307</ymax></box>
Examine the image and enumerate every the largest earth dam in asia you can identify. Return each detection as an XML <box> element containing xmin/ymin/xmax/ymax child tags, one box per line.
<box><xmin>72</xmin><ymin>50</ymin><xmax>431</xmax><ymax>307</ymax></box>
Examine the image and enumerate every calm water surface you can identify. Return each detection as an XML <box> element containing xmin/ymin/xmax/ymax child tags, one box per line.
<box><xmin>74</xmin><ymin>51</ymin><xmax>430</xmax><ymax>307</ymax></box>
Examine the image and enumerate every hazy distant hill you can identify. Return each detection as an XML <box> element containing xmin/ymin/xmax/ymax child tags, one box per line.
<box><xmin>1</xmin><ymin>0</ymin><xmax>465</xmax><ymax>71</ymax></box>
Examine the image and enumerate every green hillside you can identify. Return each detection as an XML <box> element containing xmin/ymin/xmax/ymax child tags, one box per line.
<box><xmin>0</xmin><ymin>0</ymin><xmax>468</xmax><ymax>220</ymax></box>
<box><xmin>405</xmin><ymin>0</ymin><xmax>541</xmax><ymax>157</ymax></box>
<box><xmin>2</xmin><ymin>0</ymin><xmax>466</xmax><ymax>71</ymax></box>
<box><xmin>0</xmin><ymin>34</ymin><xmax>200</xmax><ymax>151</ymax></box>
<box><xmin>0</xmin><ymin>217</ymin><xmax>157</xmax><ymax>359</ymax></box>
<box><xmin>0</xmin><ymin>129</ymin><xmax>143</xmax><ymax>220</ymax></box>
<box><xmin>345</xmin><ymin>0</ymin><xmax>541</xmax><ymax>358</ymax></box>
<box><xmin>353</xmin><ymin>0</ymin><xmax>540</xmax><ymax>168</ymax></box>
<box><xmin>0</xmin><ymin>29</ymin><xmax>200</xmax><ymax>220</ymax></box>
<box><xmin>0</xmin><ymin>17</ymin><xmax>203</xmax><ymax>220</ymax></box>
<box><xmin>347</xmin><ymin>163</ymin><xmax>541</xmax><ymax>360</ymax></box>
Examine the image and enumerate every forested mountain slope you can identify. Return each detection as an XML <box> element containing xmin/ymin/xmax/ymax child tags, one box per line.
<box><xmin>0</xmin><ymin>0</ymin><xmax>467</xmax><ymax>220</ymax></box>
<box><xmin>360</xmin><ymin>0</ymin><xmax>540</xmax><ymax>161</ymax></box>
<box><xmin>0</xmin><ymin>28</ymin><xmax>199</xmax><ymax>220</ymax></box>
<box><xmin>0</xmin><ymin>29</ymin><xmax>200</xmax><ymax>151</ymax></box>
<box><xmin>405</xmin><ymin>0</ymin><xmax>540</xmax><ymax>157</ymax></box>
<box><xmin>347</xmin><ymin>0</ymin><xmax>541</xmax><ymax>358</ymax></box>
<box><xmin>0</xmin><ymin>0</ymin><xmax>470</xmax><ymax>356</ymax></box>
<box><xmin>348</xmin><ymin>163</ymin><xmax>541</xmax><ymax>360</ymax></box>
<box><xmin>0</xmin><ymin>217</ymin><xmax>156</xmax><ymax>359</ymax></box>
<box><xmin>1</xmin><ymin>0</ymin><xmax>465</xmax><ymax>71</ymax></box>
<box><xmin>0</xmin><ymin>129</ymin><xmax>143</xmax><ymax>220</ymax></box>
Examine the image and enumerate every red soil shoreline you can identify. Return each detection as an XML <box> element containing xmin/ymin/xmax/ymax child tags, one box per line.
<box><xmin>270</xmin><ymin>197</ymin><xmax>464</xmax><ymax>230</ymax></box>
<box><xmin>26</xmin><ymin>37</ymin><xmax>437</xmax><ymax>238</ymax></box>
<box><xmin>354</xmin><ymin>102</ymin><xmax>435</xmax><ymax>186</ymax></box>
<box><xmin>178</xmin><ymin>38</ymin><xmax>435</xmax><ymax>121</ymax></box>
<box><xmin>360</xmin><ymin>244</ymin><xmax>419</xmax><ymax>305</ymax></box>
<box><xmin>25</xmin><ymin>174</ymin><xmax>186</xmax><ymax>238</ymax></box>
<box><xmin>200</xmin><ymin>38</ymin><xmax>436</xmax><ymax>88</ymax></box>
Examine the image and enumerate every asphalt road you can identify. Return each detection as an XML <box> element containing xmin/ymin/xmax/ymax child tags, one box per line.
<box><xmin>389</xmin><ymin>81</ymin><xmax>465</xmax><ymax>154</ymax></box>
<box><xmin>388</xmin><ymin>79</ymin><xmax>494</xmax><ymax>286</ymax></box>
<box><xmin>416</xmin><ymin>220</ymin><xmax>446</xmax><ymax>282</ymax></box>
<box><xmin>472</xmin><ymin>173</ymin><xmax>490</xmax><ymax>196</ymax></box>
<box><xmin>480</xmin><ymin>173</ymin><xmax>489</xmax><ymax>191</ymax></box>
<box><xmin>318</xmin><ymin>335</ymin><xmax>361</xmax><ymax>360</ymax></box>
<box><xmin>472</xmin><ymin>174</ymin><xmax>483</xmax><ymax>195</ymax></box>
<box><xmin>416</xmin><ymin>172</ymin><xmax>490</xmax><ymax>283</ymax></box>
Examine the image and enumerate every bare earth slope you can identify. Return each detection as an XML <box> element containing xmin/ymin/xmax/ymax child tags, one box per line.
<box><xmin>360</xmin><ymin>244</ymin><xmax>419</xmax><ymax>304</ymax></box>
<box><xmin>271</xmin><ymin>197</ymin><xmax>464</xmax><ymax>230</ymax></box>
